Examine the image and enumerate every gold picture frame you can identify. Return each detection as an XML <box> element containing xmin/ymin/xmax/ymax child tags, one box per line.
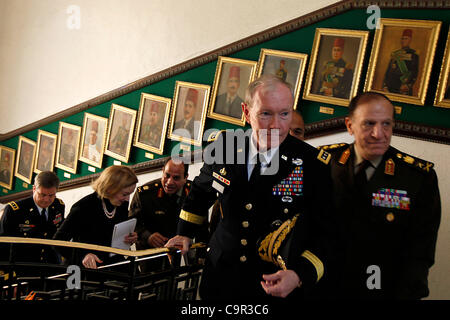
<box><xmin>34</xmin><ymin>130</ymin><xmax>57</xmax><ymax>174</ymax></box>
<box><xmin>134</xmin><ymin>93</ymin><xmax>171</xmax><ymax>155</ymax></box>
<box><xmin>364</xmin><ymin>18</ymin><xmax>441</xmax><ymax>106</ymax></box>
<box><xmin>208</xmin><ymin>56</ymin><xmax>257</xmax><ymax>126</ymax></box>
<box><xmin>104</xmin><ymin>104</ymin><xmax>137</xmax><ymax>163</ymax></box>
<box><xmin>434</xmin><ymin>30</ymin><xmax>450</xmax><ymax>108</ymax></box>
<box><xmin>55</xmin><ymin>122</ymin><xmax>82</xmax><ymax>174</ymax></box>
<box><xmin>257</xmin><ymin>49</ymin><xmax>308</xmax><ymax>110</ymax></box>
<box><xmin>15</xmin><ymin>136</ymin><xmax>36</xmax><ymax>184</ymax></box>
<box><xmin>0</xmin><ymin>146</ymin><xmax>16</xmax><ymax>190</ymax></box>
<box><xmin>303</xmin><ymin>28</ymin><xmax>369</xmax><ymax>107</ymax></box>
<box><xmin>79</xmin><ymin>113</ymin><xmax>108</xmax><ymax>168</ymax></box>
<box><xmin>169</xmin><ymin>81</ymin><xmax>211</xmax><ymax>146</ymax></box>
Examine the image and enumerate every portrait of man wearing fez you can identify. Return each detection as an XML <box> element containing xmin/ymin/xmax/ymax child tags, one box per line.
<box><xmin>16</xmin><ymin>136</ymin><xmax>36</xmax><ymax>184</ymax></box>
<box><xmin>304</xmin><ymin>28</ymin><xmax>368</xmax><ymax>107</ymax></box>
<box><xmin>214</xmin><ymin>65</ymin><xmax>244</xmax><ymax>119</ymax></box>
<box><xmin>82</xmin><ymin>120</ymin><xmax>102</xmax><ymax>162</ymax></box>
<box><xmin>35</xmin><ymin>132</ymin><xmax>56</xmax><ymax>173</ymax></box>
<box><xmin>0</xmin><ymin>147</ymin><xmax>15</xmax><ymax>189</ymax></box>
<box><xmin>173</xmin><ymin>87</ymin><xmax>200</xmax><ymax>141</ymax></box>
<box><xmin>382</xmin><ymin>29</ymin><xmax>419</xmax><ymax>96</ymax></box>
<box><xmin>139</xmin><ymin>101</ymin><xmax>164</xmax><ymax>148</ymax></box>
<box><xmin>316</xmin><ymin>37</ymin><xmax>354</xmax><ymax>99</ymax></box>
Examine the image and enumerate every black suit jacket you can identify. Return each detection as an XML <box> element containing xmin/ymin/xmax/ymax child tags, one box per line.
<box><xmin>177</xmin><ymin>131</ymin><xmax>336</xmax><ymax>299</ymax></box>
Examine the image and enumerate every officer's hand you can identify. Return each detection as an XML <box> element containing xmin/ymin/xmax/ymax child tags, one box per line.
<box><xmin>148</xmin><ymin>232</ymin><xmax>169</xmax><ymax>248</ymax></box>
<box><xmin>82</xmin><ymin>253</ymin><xmax>103</xmax><ymax>269</ymax></box>
<box><xmin>124</xmin><ymin>232</ymin><xmax>138</xmax><ymax>245</ymax></box>
<box><xmin>260</xmin><ymin>270</ymin><xmax>302</xmax><ymax>298</ymax></box>
<box><xmin>165</xmin><ymin>235</ymin><xmax>192</xmax><ymax>255</ymax></box>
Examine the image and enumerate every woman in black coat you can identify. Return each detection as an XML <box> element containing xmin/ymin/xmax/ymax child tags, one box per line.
<box><xmin>54</xmin><ymin>165</ymin><xmax>138</xmax><ymax>269</ymax></box>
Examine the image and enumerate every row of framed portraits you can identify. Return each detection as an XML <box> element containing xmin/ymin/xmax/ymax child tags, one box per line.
<box><xmin>2</xmin><ymin>18</ymin><xmax>450</xmax><ymax>190</ymax></box>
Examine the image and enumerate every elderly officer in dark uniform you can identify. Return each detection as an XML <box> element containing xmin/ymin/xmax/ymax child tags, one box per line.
<box><xmin>383</xmin><ymin>29</ymin><xmax>419</xmax><ymax>96</ymax></box>
<box><xmin>166</xmin><ymin>74</ymin><xmax>335</xmax><ymax>300</ymax></box>
<box><xmin>1</xmin><ymin>171</ymin><xmax>65</xmax><ymax>264</ymax></box>
<box><xmin>320</xmin><ymin>92</ymin><xmax>441</xmax><ymax>299</ymax></box>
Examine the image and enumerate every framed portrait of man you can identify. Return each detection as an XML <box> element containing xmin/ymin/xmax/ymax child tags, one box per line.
<box><xmin>34</xmin><ymin>130</ymin><xmax>57</xmax><ymax>174</ymax></box>
<box><xmin>55</xmin><ymin>122</ymin><xmax>81</xmax><ymax>174</ymax></box>
<box><xmin>365</xmin><ymin>18</ymin><xmax>441</xmax><ymax>106</ymax></box>
<box><xmin>303</xmin><ymin>28</ymin><xmax>369</xmax><ymax>107</ymax></box>
<box><xmin>0</xmin><ymin>146</ymin><xmax>16</xmax><ymax>190</ymax></box>
<box><xmin>208</xmin><ymin>56</ymin><xmax>257</xmax><ymax>126</ymax></box>
<box><xmin>15</xmin><ymin>136</ymin><xmax>36</xmax><ymax>184</ymax></box>
<box><xmin>434</xmin><ymin>31</ymin><xmax>450</xmax><ymax>108</ymax></box>
<box><xmin>105</xmin><ymin>104</ymin><xmax>137</xmax><ymax>163</ymax></box>
<box><xmin>169</xmin><ymin>81</ymin><xmax>211</xmax><ymax>146</ymax></box>
<box><xmin>257</xmin><ymin>49</ymin><xmax>308</xmax><ymax>110</ymax></box>
<box><xmin>79</xmin><ymin>113</ymin><xmax>108</xmax><ymax>168</ymax></box>
<box><xmin>134</xmin><ymin>93</ymin><xmax>171</xmax><ymax>155</ymax></box>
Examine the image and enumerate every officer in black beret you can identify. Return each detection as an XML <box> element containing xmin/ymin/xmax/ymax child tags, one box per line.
<box><xmin>166</xmin><ymin>74</ymin><xmax>335</xmax><ymax>300</ymax></box>
<box><xmin>320</xmin><ymin>92</ymin><xmax>441</xmax><ymax>299</ymax></box>
<box><xmin>1</xmin><ymin>171</ymin><xmax>65</xmax><ymax>264</ymax></box>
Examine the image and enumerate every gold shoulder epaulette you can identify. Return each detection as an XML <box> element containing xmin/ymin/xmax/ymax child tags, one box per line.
<box><xmin>317</xmin><ymin>149</ymin><xmax>331</xmax><ymax>165</ymax></box>
<box><xmin>395</xmin><ymin>152</ymin><xmax>434</xmax><ymax>173</ymax></box>
<box><xmin>8</xmin><ymin>201</ymin><xmax>19</xmax><ymax>211</ymax></box>
<box><xmin>58</xmin><ymin>198</ymin><xmax>65</xmax><ymax>205</ymax></box>
<box><xmin>137</xmin><ymin>185</ymin><xmax>151</xmax><ymax>193</ymax></box>
<box><xmin>317</xmin><ymin>143</ymin><xmax>347</xmax><ymax>151</ymax></box>
<box><xmin>207</xmin><ymin>130</ymin><xmax>225</xmax><ymax>143</ymax></box>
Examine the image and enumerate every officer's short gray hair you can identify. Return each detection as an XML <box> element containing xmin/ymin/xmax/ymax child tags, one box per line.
<box><xmin>244</xmin><ymin>74</ymin><xmax>293</xmax><ymax>108</ymax></box>
<box><xmin>34</xmin><ymin>171</ymin><xmax>60</xmax><ymax>190</ymax></box>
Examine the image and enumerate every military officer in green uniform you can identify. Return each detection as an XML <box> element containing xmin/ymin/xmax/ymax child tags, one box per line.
<box><xmin>1</xmin><ymin>171</ymin><xmax>65</xmax><ymax>265</ymax></box>
<box><xmin>383</xmin><ymin>29</ymin><xmax>419</xmax><ymax>96</ymax></box>
<box><xmin>320</xmin><ymin>92</ymin><xmax>441</xmax><ymax>299</ymax></box>
<box><xmin>166</xmin><ymin>75</ymin><xmax>336</xmax><ymax>300</ymax></box>
<box><xmin>319</xmin><ymin>37</ymin><xmax>354</xmax><ymax>99</ymax></box>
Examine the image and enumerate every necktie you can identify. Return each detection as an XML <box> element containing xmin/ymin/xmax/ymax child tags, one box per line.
<box><xmin>354</xmin><ymin>160</ymin><xmax>371</xmax><ymax>187</ymax></box>
<box><xmin>249</xmin><ymin>155</ymin><xmax>261</xmax><ymax>184</ymax></box>
<box><xmin>41</xmin><ymin>208</ymin><xmax>48</xmax><ymax>223</ymax></box>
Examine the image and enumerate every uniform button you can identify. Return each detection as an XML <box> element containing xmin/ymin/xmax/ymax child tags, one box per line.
<box><xmin>207</xmin><ymin>247</ymin><xmax>211</xmax><ymax>252</ymax></box>
<box><xmin>41</xmin><ymin>249</ymin><xmax>45</xmax><ymax>253</ymax></box>
<box><xmin>241</xmin><ymin>239</ymin><xmax>248</xmax><ymax>246</ymax></box>
<box><xmin>245</xmin><ymin>203</ymin><xmax>252</xmax><ymax>211</ymax></box>
<box><xmin>44</xmin><ymin>233</ymin><xmax>48</xmax><ymax>237</ymax></box>
<box><xmin>242</xmin><ymin>221</ymin><xmax>249</xmax><ymax>228</ymax></box>
<box><xmin>240</xmin><ymin>255</ymin><xmax>247</xmax><ymax>263</ymax></box>
<box><xmin>386</xmin><ymin>212</ymin><xmax>395</xmax><ymax>222</ymax></box>
<box><xmin>283</xmin><ymin>208</ymin><xmax>289</xmax><ymax>214</ymax></box>
<box><xmin>23</xmin><ymin>233</ymin><xmax>27</xmax><ymax>236</ymax></box>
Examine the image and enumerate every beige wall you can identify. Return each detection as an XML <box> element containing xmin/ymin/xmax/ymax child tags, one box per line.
<box><xmin>0</xmin><ymin>0</ymin><xmax>448</xmax><ymax>299</ymax></box>
<box><xmin>0</xmin><ymin>0</ymin><xmax>338</xmax><ymax>133</ymax></box>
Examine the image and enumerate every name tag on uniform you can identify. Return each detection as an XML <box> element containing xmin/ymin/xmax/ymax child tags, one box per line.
<box><xmin>212</xmin><ymin>180</ymin><xmax>224</xmax><ymax>194</ymax></box>
<box><xmin>372</xmin><ymin>188</ymin><xmax>410</xmax><ymax>210</ymax></box>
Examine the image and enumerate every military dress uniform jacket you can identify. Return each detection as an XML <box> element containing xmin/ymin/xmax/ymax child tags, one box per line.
<box><xmin>129</xmin><ymin>179</ymin><xmax>192</xmax><ymax>249</ymax></box>
<box><xmin>1</xmin><ymin>196</ymin><xmax>65</xmax><ymax>264</ymax></box>
<box><xmin>177</xmin><ymin>131</ymin><xmax>336</xmax><ymax>299</ymax></box>
<box><xmin>324</xmin><ymin>143</ymin><xmax>441</xmax><ymax>299</ymax></box>
<box><xmin>383</xmin><ymin>47</ymin><xmax>419</xmax><ymax>95</ymax></box>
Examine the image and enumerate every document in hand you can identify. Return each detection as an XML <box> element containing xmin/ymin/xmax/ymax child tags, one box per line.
<box><xmin>111</xmin><ymin>218</ymin><xmax>137</xmax><ymax>251</ymax></box>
